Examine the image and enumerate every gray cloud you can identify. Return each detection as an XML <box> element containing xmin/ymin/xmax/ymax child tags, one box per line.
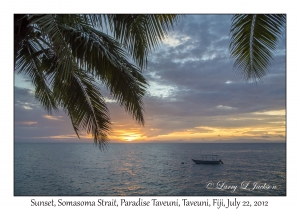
<box><xmin>144</xmin><ymin>15</ymin><xmax>285</xmax><ymax>118</ymax></box>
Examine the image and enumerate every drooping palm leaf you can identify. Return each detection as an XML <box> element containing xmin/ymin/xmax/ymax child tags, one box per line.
<box><xmin>229</xmin><ymin>14</ymin><xmax>286</xmax><ymax>81</ymax></box>
<box><xmin>34</xmin><ymin>46</ymin><xmax>112</xmax><ymax>148</ymax></box>
<box><xmin>15</xmin><ymin>33</ymin><xmax>58</xmax><ymax>114</ymax></box>
<box><xmin>59</xmin><ymin>21</ymin><xmax>148</xmax><ymax>125</ymax></box>
<box><xmin>29</xmin><ymin>15</ymin><xmax>78</xmax><ymax>82</ymax></box>
<box><xmin>93</xmin><ymin>14</ymin><xmax>180</xmax><ymax>70</ymax></box>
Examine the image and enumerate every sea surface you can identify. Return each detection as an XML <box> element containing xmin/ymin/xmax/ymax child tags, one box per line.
<box><xmin>14</xmin><ymin>143</ymin><xmax>286</xmax><ymax>196</ymax></box>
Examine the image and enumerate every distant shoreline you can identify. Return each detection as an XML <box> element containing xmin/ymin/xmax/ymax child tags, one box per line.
<box><xmin>14</xmin><ymin>141</ymin><xmax>286</xmax><ymax>144</ymax></box>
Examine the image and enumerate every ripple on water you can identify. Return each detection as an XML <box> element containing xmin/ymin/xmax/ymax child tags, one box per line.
<box><xmin>14</xmin><ymin>143</ymin><xmax>286</xmax><ymax>196</ymax></box>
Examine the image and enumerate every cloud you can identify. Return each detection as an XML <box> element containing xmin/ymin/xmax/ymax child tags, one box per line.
<box><xmin>14</xmin><ymin>86</ymin><xmax>78</xmax><ymax>142</ymax></box>
<box><xmin>15</xmin><ymin>121</ymin><xmax>38</xmax><ymax>126</ymax></box>
<box><xmin>216</xmin><ymin>105</ymin><xmax>237</xmax><ymax>110</ymax></box>
<box><xmin>43</xmin><ymin>115</ymin><xmax>64</xmax><ymax>121</ymax></box>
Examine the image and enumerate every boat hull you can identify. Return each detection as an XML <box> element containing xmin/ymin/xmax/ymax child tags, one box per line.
<box><xmin>192</xmin><ymin>159</ymin><xmax>222</xmax><ymax>164</ymax></box>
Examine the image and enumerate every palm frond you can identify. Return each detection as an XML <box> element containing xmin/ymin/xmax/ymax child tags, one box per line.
<box><xmin>41</xmin><ymin>52</ymin><xmax>111</xmax><ymax>148</ymax></box>
<box><xmin>29</xmin><ymin>15</ymin><xmax>77</xmax><ymax>82</ymax></box>
<box><xmin>59</xmin><ymin>23</ymin><xmax>148</xmax><ymax>125</ymax></box>
<box><xmin>98</xmin><ymin>14</ymin><xmax>180</xmax><ymax>70</ymax></box>
<box><xmin>59</xmin><ymin>69</ymin><xmax>111</xmax><ymax>149</ymax></box>
<box><xmin>229</xmin><ymin>14</ymin><xmax>286</xmax><ymax>81</ymax></box>
<box><xmin>15</xmin><ymin>36</ymin><xmax>58</xmax><ymax>114</ymax></box>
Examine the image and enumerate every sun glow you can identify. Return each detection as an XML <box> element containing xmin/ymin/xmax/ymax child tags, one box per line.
<box><xmin>73</xmin><ymin>107</ymin><xmax>286</xmax><ymax>143</ymax></box>
<box><xmin>253</xmin><ymin>109</ymin><xmax>286</xmax><ymax>116</ymax></box>
<box><xmin>142</xmin><ymin>124</ymin><xmax>286</xmax><ymax>142</ymax></box>
<box><xmin>120</xmin><ymin>133</ymin><xmax>143</xmax><ymax>142</ymax></box>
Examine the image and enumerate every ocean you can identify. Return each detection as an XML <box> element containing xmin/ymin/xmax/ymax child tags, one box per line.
<box><xmin>14</xmin><ymin>143</ymin><xmax>286</xmax><ymax>196</ymax></box>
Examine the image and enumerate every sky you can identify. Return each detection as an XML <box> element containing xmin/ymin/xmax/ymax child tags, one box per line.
<box><xmin>14</xmin><ymin>15</ymin><xmax>286</xmax><ymax>143</ymax></box>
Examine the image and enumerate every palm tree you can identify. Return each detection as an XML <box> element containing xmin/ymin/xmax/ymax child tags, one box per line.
<box><xmin>14</xmin><ymin>14</ymin><xmax>180</xmax><ymax>148</ymax></box>
<box><xmin>14</xmin><ymin>14</ymin><xmax>285</xmax><ymax>148</ymax></box>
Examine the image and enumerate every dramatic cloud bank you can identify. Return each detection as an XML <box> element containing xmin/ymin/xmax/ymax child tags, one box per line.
<box><xmin>14</xmin><ymin>15</ymin><xmax>286</xmax><ymax>143</ymax></box>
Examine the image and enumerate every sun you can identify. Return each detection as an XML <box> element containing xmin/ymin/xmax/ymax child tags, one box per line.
<box><xmin>122</xmin><ymin>133</ymin><xmax>142</xmax><ymax>142</ymax></box>
<box><xmin>125</xmin><ymin>137</ymin><xmax>136</xmax><ymax>142</ymax></box>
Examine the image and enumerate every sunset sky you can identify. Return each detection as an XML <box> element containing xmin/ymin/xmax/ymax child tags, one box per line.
<box><xmin>14</xmin><ymin>15</ymin><xmax>286</xmax><ymax>143</ymax></box>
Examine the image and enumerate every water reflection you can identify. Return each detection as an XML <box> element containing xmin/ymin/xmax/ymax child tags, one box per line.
<box><xmin>15</xmin><ymin>143</ymin><xmax>286</xmax><ymax>196</ymax></box>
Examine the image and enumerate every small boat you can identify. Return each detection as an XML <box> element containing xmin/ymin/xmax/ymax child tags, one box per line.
<box><xmin>192</xmin><ymin>155</ymin><xmax>223</xmax><ymax>164</ymax></box>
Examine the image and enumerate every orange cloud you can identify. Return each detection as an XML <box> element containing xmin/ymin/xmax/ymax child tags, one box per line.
<box><xmin>15</xmin><ymin>121</ymin><xmax>37</xmax><ymax>125</ymax></box>
<box><xmin>43</xmin><ymin>115</ymin><xmax>63</xmax><ymax>121</ymax></box>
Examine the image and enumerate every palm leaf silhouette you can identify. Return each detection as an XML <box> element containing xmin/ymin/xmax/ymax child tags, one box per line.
<box><xmin>229</xmin><ymin>14</ymin><xmax>285</xmax><ymax>81</ymax></box>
